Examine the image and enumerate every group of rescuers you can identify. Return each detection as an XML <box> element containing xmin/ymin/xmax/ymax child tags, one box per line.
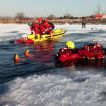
<box><xmin>57</xmin><ymin>41</ymin><xmax>106</xmax><ymax>62</ymax></box>
<box><xmin>29</xmin><ymin>17</ymin><xmax>54</xmax><ymax>38</ymax></box>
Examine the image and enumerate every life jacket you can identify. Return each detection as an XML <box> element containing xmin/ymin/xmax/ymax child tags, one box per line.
<box><xmin>92</xmin><ymin>43</ymin><xmax>103</xmax><ymax>53</ymax></box>
<box><xmin>39</xmin><ymin>23</ymin><xmax>46</xmax><ymax>35</ymax></box>
<box><xmin>58</xmin><ymin>48</ymin><xmax>81</xmax><ymax>62</ymax></box>
<box><xmin>43</xmin><ymin>21</ymin><xmax>54</xmax><ymax>33</ymax></box>
<box><xmin>92</xmin><ymin>43</ymin><xmax>104</xmax><ymax>59</ymax></box>
<box><xmin>26</xmin><ymin>39</ymin><xmax>34</xmax><ymax>44</ymax></box>
<box><xmin>58</xmin><ymin>47</ymin><xmax>71</xmax><ymax>56</ymax></box>
<box><xmin>33</xmin><ymin>23</ymin><xmax>40</xmax><ymax>35</ymax></box>
<box><xmin>79</xmin><ymin>43</ymin><xmax>104</xmax><ymax>59</ymax></box>
<box><xmin>78</xmin><ymin>49</ymin><xmax>95</xmax><ymax>59</ymax></box>
<box><xmin>44</xmin><ymin>21</ymin><xmax>51</xmax><ymax>29</ymax></box>
<box><xmin>84</xmin><ymin>45</ymin><xmax>93</xmax><ymax>51</ymax></box>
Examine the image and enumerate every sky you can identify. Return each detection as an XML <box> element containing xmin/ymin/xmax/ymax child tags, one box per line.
<box><xmin>0</xmin><ymin>0</ymin><xmax>106</xmax><ymax>17</ymax></box>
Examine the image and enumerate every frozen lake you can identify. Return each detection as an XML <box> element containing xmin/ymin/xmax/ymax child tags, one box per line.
<box><xmin>0</xmin><ymin>23</ymin><xmax>106</xmax><ymax>106</ymax></box>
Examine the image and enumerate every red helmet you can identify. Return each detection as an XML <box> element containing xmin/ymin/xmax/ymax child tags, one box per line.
<box><xmin>37</xmin><ymin>17</ymin><xmax>42</xmax><ymax>22</ymax></box>
<box><xmin>44</xmin><ymin>19</ymin><xmax>48</xmax><ymax>22</ymax></box>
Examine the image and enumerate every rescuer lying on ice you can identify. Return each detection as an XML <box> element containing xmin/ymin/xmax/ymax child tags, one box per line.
<box><xmin>56</xmin><ymin>41</ymin><xmax>106</xmax><ymax>63</ymax></box>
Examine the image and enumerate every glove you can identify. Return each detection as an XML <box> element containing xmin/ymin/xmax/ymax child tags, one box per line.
<box><xmin>31</xmin><ymin>32</ymin><xmax>33</xmax><ymax>35</ymax></box>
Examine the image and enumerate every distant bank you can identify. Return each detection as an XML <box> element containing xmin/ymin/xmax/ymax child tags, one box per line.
<box><xmin>0</xmin><ymin>16</ymin><xmax>106</xmax><ymax>24</ymax></box>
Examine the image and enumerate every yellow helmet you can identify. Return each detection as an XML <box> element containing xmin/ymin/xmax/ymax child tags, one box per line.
<box><xmin>66</xmin><ymin>41</ymin><xmax>75</xmax><ymax>49</ymax></box>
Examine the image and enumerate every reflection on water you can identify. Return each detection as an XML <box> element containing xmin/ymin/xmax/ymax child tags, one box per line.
<box><xmin>29</xmin><ymin>41</ymin><xmax>55</xmax><ymax>62</ymax></box>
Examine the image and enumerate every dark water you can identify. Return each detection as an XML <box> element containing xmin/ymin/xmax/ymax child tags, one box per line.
<box><xmin>0</xmin><ymin>33</ymin><xmax>106</xmax><ymax>83</ymax></box>
<box><xmin>0</xmin><ymin>41</ymin><xmax>58</xmax><ymax>83</ymax></box>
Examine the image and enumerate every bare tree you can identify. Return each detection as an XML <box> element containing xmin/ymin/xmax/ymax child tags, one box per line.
<box><xmin>47</xmin><ymin>14</ymin><xmax>56</xmax><ymax>20</ymax></box>
<box><xmin>15</xmin><ymin>12</ymin><xmax>25</xmax><ymax>22</ymax></box>
<box><xmin>63</xmin><ymin>13</ymin><xmax>71</xmax><ymax>19</ymax></box>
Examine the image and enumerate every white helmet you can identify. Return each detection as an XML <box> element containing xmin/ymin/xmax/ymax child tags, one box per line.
<box><xmin>22</xmin><ymin>34</ymin><xmax>28</xmax><ymax>38</ymax></box>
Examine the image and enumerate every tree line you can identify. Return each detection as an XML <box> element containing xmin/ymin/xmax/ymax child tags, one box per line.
<box><xmin>0</xmin><ymin>11</ymin><xmax>106</xmax><ymax>24</ymax></box>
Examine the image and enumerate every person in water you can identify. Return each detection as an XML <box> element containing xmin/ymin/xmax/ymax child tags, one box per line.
<box><xmin>58</xmin><ymin>41</ymin><xmax>105</xmax><ymax>62</ymax></box>
<box><xmin>78</xmin><ymin>43</ymin><xmax>104</xmax><ymax>60</ymax></box>
<box><xmin>15</xmin><ymin>34</ymin><xmax>34</xmax><ymax>44</ymax></box>
<box><xmin>57</xmin><ymin>41</ymin><xmax>81</xmax><ymax>63</ymax></box>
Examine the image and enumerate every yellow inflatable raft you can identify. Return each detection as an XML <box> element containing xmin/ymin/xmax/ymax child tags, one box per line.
<box><xmin>27</xmin><ymin>28</ymin><xmax>65</xmax><ymax>42</ymax></box>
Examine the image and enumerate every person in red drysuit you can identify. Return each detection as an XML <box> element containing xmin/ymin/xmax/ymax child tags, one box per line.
<box><xmin>78</xmin><ymin>45</ymin><xmax>94</xmax><ymax>59</ymax></box>
<box><xmin>78</xmin><ymin>43</ymin><xmax>105</xmax><ymax>60</ymax></box>
<box><xmin>92</xmin><ymin>43</ymin><xmax>104</xmax><ymax>59</ymax></box>
<box><xmin>33</xmin><ymin>21</ymin><xmax>41</xmax><ymax>39</ymax></box>
<box><xmin>43</xmin><ymin>19</ymin><xmax>54</xmax><ymax>38</ymax></box>
<box><xmin>15</xmin><ymin>35</ymin><xmax>34</xmax><ymax>44</ymax></box>
<box><xmin>37</xmin><ymin>17</ymin><xmax>46</xmax><ymax>35</ymax></box>
<box><xmin>37</xmin><ymin>18</ymin><xmax>54</xmax><ymax>37</ymax></box>
<box><xmin>57</xmin><ymin>42</ymin><xmax>105</xmax><ymax>63</ymax></box>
